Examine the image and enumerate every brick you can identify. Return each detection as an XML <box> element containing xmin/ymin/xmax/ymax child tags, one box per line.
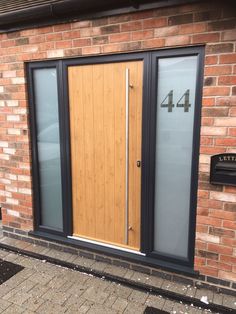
<box><xmin>208</xmin><ymin>243</ymin><xmax>233</xmax><ymax>256</ymax></box>
<box><xmin>82</xmin><ymin>46</ymin><xmax>101</xmax><ymax>55</ymax></box>
<box><xmin>209</xmin><ymin>227</ymin><xmax>235</xmax><ymax>238</ymax></box>
<box><xmin>101</xmin><ymin>25</ymin><xmax>120</xmax><ymax>34</ymax></box>
<box><xmin>218</xmin><ymin>271</ymin><xmax>236</xmax><ymax>282</ymax></box>
<box><xmin>165</xmin><ymin>35</ymin><xmax>190</xmax><ymax>46</ymax></box>
<box><xmin>131</xmin><ymin>10</ymin><xmax>154</xmax><ymax>20</ymax></box>
<box><xmin>11</xmin><ymin>77</ymin><xmax>25</xmax><ymax>84</ymax></box>
<box><xmin>201</xmin><ymin>126</ymin><xmax>227</xmax><ymax>136</ymax></box>
<box><xmin>218</xmin><ymin>76</ymin><xmax>236</xmax><ymax>85</ymax></box>
<box><xmin>53</xmin><ymin>23</ymin><xmax>71</xmax><ymax>32</ymax></box>
<box><xmin>92</xmin><ymin>36</ymin><xmax>108</xmax><ymax>45</ymax></box>
<box><xmin>204</xmin><ymin>65</ymin><xmax>232</xmax><ymax>76</ymax></box>
<box><xmin>92</xmin><ymin>17</ymin><xmax>108</xmax><ymax>27</ymax></box>
<box><xmin>197</xmin><ymin>207</ymin><xmax>208</xmax><ymax>216</ymax></box>
<box><xmin>142</xmin><ymin>38</ymin><xmax>165</xmax><ymax>49</ymax></box>
<box><xmin>220</xmin><ymin>53</ymin><xmax>236</xmax><ymax>64</ymax></box>
<box><xmin>229</xmin><ymin>108</ymin><xmax>236</xmax><ymax>117</ymax></box>
<box><xmin>202</xmin><ymin>108</ymin><xmax>228</xmax><ymax>117</ymax></box>
<box><xmin>204</xmin><ymin>77</ymin><xmax>216</xmax><ymax>86</ymax></box>
<box><xmin>205</xmin><ymin>56</ymin><xmax>218</xmax><ymax>65</ymax></box>
<box><xmin>64</xmin><ymin>48</ymin><xmax>82</xmax><ymax>57</ymax></box>
<box><xmin>203</xmin><ymin>86</ymin><xmax>230</xmax><ymax>96</ymax></box>
<box><xmin>143</xmin><ymin>18</ymin><xmax>167</xmax><ymax>29</ymax></box>
<box><xmin>200</xmin><ymin>136</ymin><xmax>213</xmax><ymax>145</ymax></box>
<box><xmin>196</xmin><ymin>232</ymin><xmax>220</xmax><ymax>244</ymax></box>
<box><xmin>195</xmin><ymin>241</ymin><xmax>207</xmax><ymax>251</ymax></box>
<box><xmin>0</xmin><ymin>141</ymin><xmax>8</xmax><ymax>148</ymax></box>
<box><xmin>209</xmin><ymin>209</ymin><xmax>236</xmax><ymax>220</ymax></box>
<box><xmin>179</xmin><ymin>22</ymin><xmax>206</xmax><ymax>34</ymax></box>
<box><xmin>72</xmin><ymin>20</ymin><xmax>91</xmax><ymax>29</ymax></box>
<box><xmin>224</xmin><ymin>186</ymin><xmax>236</xmax><ymax>193</ymax></box>
<box><xmin>121</xmin><ymin>42</ymin><xmax>141</xmax><ymax>51</ymax></box>
<box><xmin>45</xmin><ymin>33</ymin><xmax>62</xmax><ymax>41</ymax></box>
<box><xmin>168</xmin><ymin>14</ymin><xmax>193</xmax><ymax>26</ymax></box>
<box><xmin>110</xmin><ymin>33</ymin><xmax>131</xmax><ymax>43</ymax></box>
<box><xmin>154</xmin><ymin>25</ymin><xmax>179</xmax><ymax>37</ymax></box>
<box><xmin>3</xmin><ymin>148</ymin><xmax>16</xmax><ymax>155</ymax></box>
<box><xmin>196</xmin><ymin>266</ymin><xmax>218</xmax><ymax>277</ymax></box>
<box><xmin>222</xmin><ymin>29</ymin><xmax>236</xmax><ymax>41</ymax></box>
<box><xmin>192</xmin><ymin>32</ymin><xmax>220</xmax><ymax>43</ymax></box>
<box><xmin>198</xmin><ymin>250</ymin><xmax>218</xmax><ymax>260</ymax></box>
<box><xmin>208</xmin><ymin>19</ymin><xmax>236</xmax><ymax>31</ymax></box>
<box><xmin>232</xmin><ymin>86</ymin><xmax>236</xmax><ymax>95</ymax></box>
<box><xmin>55</xmin><ymin>41</ymin><xmax>72</xmax><ymax>49</ymax></box>
<box><xmin>131</xmin><ymin>30</ymin><xmax>153</xmax><ymax>41</ymax></box>
<box><xmin>216</xmin><ymin>96</ymin><xmax>236</xmax><ymax>106</ymax></box>
<box><xmin>202</xmin><ymin>97</ymin><xmax>215</xmax><ymax>106</ymax></box>
<box><xmin>206</xmin><ymin>43</ymin><xmax>234</xmax><ymax>54</ymax></box>
<box><xmin>121</xmin><ymin>21</ymin><xmax>142</xmax><ymax>32</ymax></box>
<box><xmin>210</xmin><ymin>191</ymin><xmax>236</xmax><ymax>203</ymax></box>
<box><xmin>215</xmin><ymin>117</ymin><xmax>236</xmax><ymax>127</ymax></box>
<box><xmin>62</xmin><ymin>30</ymin><xmax>80</xmax><ymax>39</ymax></box>
<box><xmin>108</xmin><ymin>14</ymin><xmax>130</xmax><ymax>24</ymax></box>
<box><xmin>7</xmin><ymin>115</ymin><xmax>20</xmax><ymax>122</ymax></box>
<box><xmin>208</xmin><ymin>199</ymin><xmax>223</xmax><ymax>210</ymax></box>
<box><xmin>194</xmin><ymin>11</ymin><xmax>221</xmax><ymax>22</ymax></box>
<box><xmin>215</xmin><ymin>138</ymin><xmax>236</xmax><ymax>146</ymax></box>
<box><xmin>73</xmin><ymin>38</ymin><xmax>91</xmax><ymax>47</ymax></box>
<box><xmin>224</xmin><ymin>203</ymin><xmax>236</xmax><ymax>212</ymax></box>
<box><xmin>222</xmin><ymin>237</ymin><xmax>236</xmax><ymax>247</ymax></box>
<box><xmin>79</xmin><ymin>27</ymin><xmax>99</xmax><ymax>37</ymax></box>
<box><xmin>207</xmin><ymin>260</ymin><xmax>232</xmax><ymax>273</ymax></box>
<box><xmin>197</xmin><ymin>216</ymin><xmax>222</xmax><ymax>227</ymax></box>
<box><xmin>15</xmin><ymin>37</ymin><xmax>29</xmax><ymax>46</ymax></box>
<box><xmin>201</xmin><ymin>117</ymin><xmax>214</xmax><ymax>126</ymax></box>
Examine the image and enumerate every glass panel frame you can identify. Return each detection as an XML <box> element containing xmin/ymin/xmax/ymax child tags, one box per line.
<box><xmin>33</xmin><ymin>67</ymin><xmax>63</xmax><ymax>230</ymax></box>
<box><xmin>27</xmin><ymin>61</ymin><xmax>69</xmax><ymax>236</ymax></box>
<box><xmin>154</xmin><ymin>55</ymin><xmax>198</xmax><ymax>259</ymax></box>
<box><xmin>141</xmin><ymin>47</ymin><xmax>204</xmax><ymax>267</ymax></box>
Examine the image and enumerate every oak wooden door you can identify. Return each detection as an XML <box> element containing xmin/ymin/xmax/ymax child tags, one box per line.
<box><xmin>68</xmin><ymin>61</ymin><xmax>143</xmax><ymax>250</ymax></box>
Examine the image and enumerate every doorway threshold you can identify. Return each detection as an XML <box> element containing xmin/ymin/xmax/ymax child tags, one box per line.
<box><xmin>68</xmin><ymin>235</ymin><xmax>146</xmax><ymax>256</ymax></box>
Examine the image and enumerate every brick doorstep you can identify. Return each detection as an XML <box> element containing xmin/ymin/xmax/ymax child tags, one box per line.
<box><xmin>0</xmin><ymin>233</ymin><xmax>235</xmax><ymax>313</ymax></box>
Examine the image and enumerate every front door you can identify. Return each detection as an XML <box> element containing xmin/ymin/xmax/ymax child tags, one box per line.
<box><xmin>68</xmin><ymin>61</ymin><xmax>143</xmax><ymax>250</ymax></box>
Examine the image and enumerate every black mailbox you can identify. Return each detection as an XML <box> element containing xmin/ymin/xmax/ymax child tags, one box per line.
<box><xmin>210</xmin><ymin>154</ymin><xmax>236</xmax><ymax>186</ymax></box>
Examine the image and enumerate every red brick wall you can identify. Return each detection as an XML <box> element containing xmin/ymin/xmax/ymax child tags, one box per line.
<box><xmin>0</xmin><ymin>1</ymin><xmax>235</xmax><ymax>282</ymax></box>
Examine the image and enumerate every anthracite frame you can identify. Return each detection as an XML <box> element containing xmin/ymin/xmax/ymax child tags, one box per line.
<box><xmin>27</xmin><ymin>46</ymin><xmax>204</xmax><ymax>271</ymax></box>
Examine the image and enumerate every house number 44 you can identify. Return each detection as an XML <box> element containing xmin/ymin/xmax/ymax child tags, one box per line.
<box><xmin>160</xmin><ymin>89</ymin><xmax>191</xmax><ymax>112</ymax></box>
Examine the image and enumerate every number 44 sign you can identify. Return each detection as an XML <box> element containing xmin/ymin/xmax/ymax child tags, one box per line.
<box><xmin>160</xmin><ymin>89</ymin><xmax>191</xmax><ymax>112</ymax></box>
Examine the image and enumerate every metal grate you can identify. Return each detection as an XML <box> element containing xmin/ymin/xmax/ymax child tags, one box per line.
<box><xmin>0</xmin><ymin>0</ymin><xmax>61</xmax><ymax>14</ymax></box>
<box><xmin>0</xmin><ymin>258</ymin><xmax>24</xmax><ymax>285</ymax></box>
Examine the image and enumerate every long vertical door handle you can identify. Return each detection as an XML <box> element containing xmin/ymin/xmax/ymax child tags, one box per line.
<box><xmin>125</xmin><ymin>68</ymin><xmax>129</xmax><ymax>245</ymax></box>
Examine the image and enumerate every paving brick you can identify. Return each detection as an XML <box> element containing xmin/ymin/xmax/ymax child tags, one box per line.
<box><xmin>81</xmin><ymin>286</ymin><xmax>109</xmax><ymax>304</ymax></box>
<box><xmin>124</xmin><ymin>302</ymin><xmax>146</xmax><ymax>313</ymax></box>
<box><xmin>35</xmin><ymin>300</ymin><xmax>66</xmax><ymax>313</ymax></box>
<box><xmin>41</xmin><ymin>288</ymin><xmax>70</xmax><ymax>305</ymax></box>
<box><xmin>145</xmin><ymin>294</ymin><xmax>165</xmax><ymax>309</ymax></box>
<box><xmin>21</xmin><ymin>296</ymin><xmax>45</xmax><ymax>312</ymax></box>
<box><xmin>128</xmin><ymin>290</ymin><xmax>149</xmax><ymax>305</ymax></box>
<box><xmin>112</xmin><ymin>297</ymin><xmax>128</xmax><ymax>311</ymax></box>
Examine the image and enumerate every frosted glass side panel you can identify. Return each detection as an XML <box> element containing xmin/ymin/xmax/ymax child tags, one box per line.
<box><xmin>33</xmin><ymin>68</ymin><xmax>63</xmax><ymax>230</ymax></box>
<box><xmin>154</xmin><ymin>56</ymin><xmax>198</xmax><ymax>258</ymax></box>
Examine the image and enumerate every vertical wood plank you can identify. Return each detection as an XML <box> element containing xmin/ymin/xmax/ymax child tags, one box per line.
<box><xmin>82</xmin><ymin>65</ymin><xmax>96</xmax><ymax>238</ymax></box>
<box><xmin>69</xmin><ymin>66</ymin><xmax>86</xmax><ymax>236</ymax></box>
<box><xmin>93</xmin><ymin>64</ymin><xmax>105</xmax><ymax>240</ymax></box>
<box><xmin>113</xmin><ymin>62</ymin><xmax>126</xmax><ymax>244</ymax></box>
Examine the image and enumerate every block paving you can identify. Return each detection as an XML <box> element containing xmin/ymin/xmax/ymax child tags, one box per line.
<box><xmin>0</xmin><ymin>247</ymin><xmax>231</xmax><ymax>314</ymax></box>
